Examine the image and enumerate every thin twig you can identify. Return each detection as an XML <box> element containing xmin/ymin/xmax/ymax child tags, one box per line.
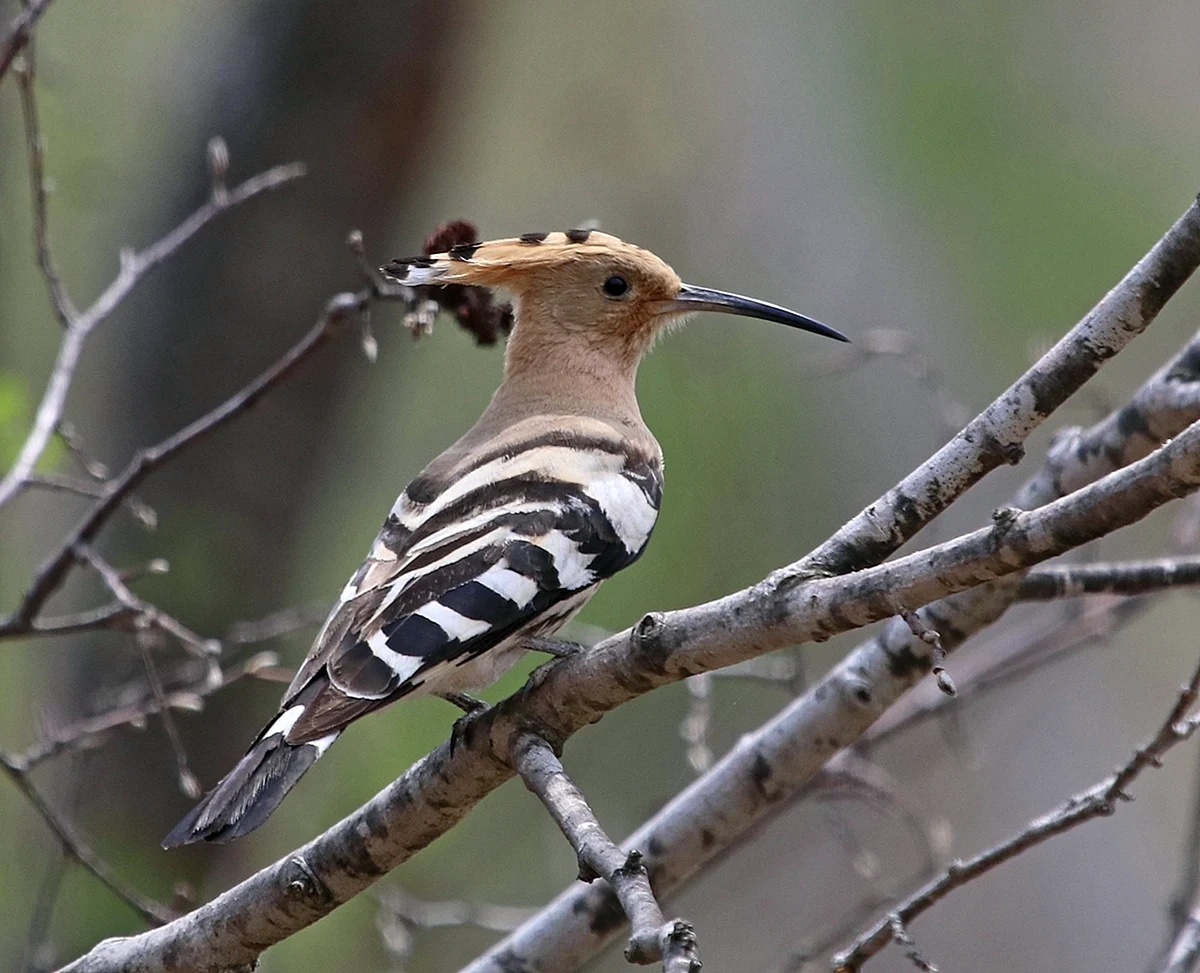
<box><xmin>1</xmin><ymin>289</ymin><xmax>367</xmax><ymax>632</ymax></box>
<box><xmin>374</xmin><ymin>885</ymin><xmax>539</xmax><ymax>973</ymax></box>
<box><xmin>72</xmin><ymin>546</ymin><xmax>212</xmax><ymax>658</ymax></box>
<box><xmin>15</xmin><ymin>42</ymin><xmax>76</xmax><ymax>326</ymax></box>
<box><xmin>0</xmin><ymin>152</ymin><xmax>306</xmax><ymax>512</ymax></box>
<box><xmin>831</xmin><ymin>652</ymin><xmax>1200</xmax><ymax>971</ymax></box>
<box><xmin>511</xmin><ymin>732</ymin><xmax>701</xmax><ymax>971</ymax></box>
<box><xmin>0</xmin><ymin>0</ymin><xmax>52</xmax><ymax>83</ymax></box>
<box><xmin>20</xmin><ymin>473</ymin><xmax>157</xmax><ymax>527</ymax></box>
<box><xmin>223</xmin><ymin>601</ymin><xmax>329</xmax><ymax>645</ymax></box>
<box><xmin>0</xmin><ymin>753</ymin><xmax>172</xmax><ymax>925</ymax></box>
<box><xmin>17</xmin><ymin>651</ymin><xmax>281</xmax><ymax>771</ymax></box>
<box><xmin>24</xmin><ymin>844</ymin><xmax>69</xmax><ymax>972</ymax></box>
<box><xmin>1152</xmin><ymin>742</ymin><xmax>1200</xmax><ymax>973</ymax></box>
<box><xmin>0</xmin><ymin>602</ymin><xmax>136</xmax><ymax>641</ymax></box>
<box><xmin>131</xmin><ymin>622</ymin><xmax>200</xmax><ymax>799</ymax></box>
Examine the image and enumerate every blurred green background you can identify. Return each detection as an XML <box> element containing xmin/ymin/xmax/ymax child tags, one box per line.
<box><xmin>2</xmin><ymin>1</ymin><xmax>1200</xmax><ymax>971</ymax></box>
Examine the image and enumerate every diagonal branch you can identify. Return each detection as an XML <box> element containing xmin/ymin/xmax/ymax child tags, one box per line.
<box><xmin>831</xmin><ymin>650</ymin><xmax>1200</xmax><ymax>970</ymax></box>
<box><xmin>15</xmin><ymin>41</ymin><xmax>76</xmax><ymax>326</ymax></box>
<box><xmin>1</xmin><ymin>289</ymin><xmax>367</xmax><ymax>632</ymax></box>
<box><xmin>794</xmin><ymin>194</ymin><xmax>1200</xmax><ymax>578</ymax></box>
<box><xmin>512</xmin><ymin>732</ymin><xmax>701</xmax><ymax>972</ymax></box>
<box><xmin>58</xmin><ymin>410</ymin><xmax>1200</xmax><ymax>972</ymax></box>
<box><xmin>0</xmin><ymin>0</ymin><xmax>52</xmax><ymax>83</ymax></box>
<box><xmin>472</xmin><ymin>324</ymin><xmax>1200</xmax><ymax>972</ymax></box>
<box><xmin>0</xmin><ymin>751</ymin><xmax>173</xmax><ymax>926</ymax></box>
<box><xmin>0</xmin><ymin>153</ymin><xmax>306</xmax><ymax>513</ymax></box>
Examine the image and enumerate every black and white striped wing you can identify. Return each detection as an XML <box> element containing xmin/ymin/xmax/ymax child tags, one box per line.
<box><xmin>280</xmin><ymin>443</ymin><xmax>663</xmax><ymax>742</ymax></box>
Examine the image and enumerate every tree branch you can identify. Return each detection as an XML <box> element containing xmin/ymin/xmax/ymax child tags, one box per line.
<box><xmin>1</xmin><ymin>288</ymin><xmax>366</xmax><ymax>632</ymax></box>
<box><xmin>15</xmin><ymin>40</ymin><xmax>77</xmax><ymax>326</ymax></box>
<box><xmin>793</xmin><ymin>194</ymin><xmax>1200</xmax><ymax>578</ymax></box>
<box><xmin>831</xmin><ymin>650</ymin><xmax>1200</xmax><ymax>970</ymax></box>
<box><xmin>474</xmin><ymin>323</ymin><xmax>1200</xmax><ymax>971</ymax></box>
<box><xmin>1016</xmin><ymin>557</ymin><xmax>1200</xmax><ymax>600</ymax></box>
<box><xmin>1158</xmin><ymin>889</ymin><xmax>1200</xmax><ymax>973</ymax></box>
<box><xmin>512</xmin><ymin>732</ymin><xmax>701</xmax><ymax>971</ymax></box>
<box><xmin>58</xmin><ymin>408</ymin><xmax>1200</xmax><ymax>971</ymax></box>
<box><xmin>0</xmin><ymin>152</ymin><xmax>306</xmax><ymax>512</ymax></box>
<box><xmin>0</xmin><ymin>0</ymin><xmax>52</xmax><ymax>83</ymax></box>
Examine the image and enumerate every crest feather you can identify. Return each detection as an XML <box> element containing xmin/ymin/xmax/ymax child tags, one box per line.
<box><xmin>380</xmin><ymin>230</ymin><xmax>645</xmax><ymax>287</ymax></box>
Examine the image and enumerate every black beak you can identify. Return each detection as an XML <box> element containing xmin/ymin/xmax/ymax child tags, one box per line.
<box><xmin>662</xmin><ymin>283</ymin><xmax>850</xmax><ymax>343</ymax></box>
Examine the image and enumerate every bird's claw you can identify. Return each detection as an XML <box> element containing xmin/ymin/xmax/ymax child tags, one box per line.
<box><xmin>523</xmin><ymin>637</ymin><xmax>586</xmax><ymax>659</ymax></box>
<box><xmin>440</xmin><ymin>692</ymin><xmax>491</xmax><ymax>756</ymax></box>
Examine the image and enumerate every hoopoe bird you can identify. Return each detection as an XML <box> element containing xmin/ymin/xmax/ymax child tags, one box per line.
<box><xmin>164</xmin><ymin>229</ymin><xmax>847</xmax><ymax>846</ymax></box>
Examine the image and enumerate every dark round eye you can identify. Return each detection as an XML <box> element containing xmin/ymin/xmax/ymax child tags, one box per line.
<box><xmin>602</xmin><ymin>275</ymin><xmax>629</xmax><ymax>298</ymax></box>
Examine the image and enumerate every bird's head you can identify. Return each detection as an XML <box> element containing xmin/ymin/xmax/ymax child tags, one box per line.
<box><xmin>382</xmin><ymin>229</ymin><xmax>848</xmax><ymax>373</ymax></box>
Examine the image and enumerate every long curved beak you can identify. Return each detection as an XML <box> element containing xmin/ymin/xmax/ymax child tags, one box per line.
<box><xmin>662</xmin><ymin>283</ymin><xmax>850</xmax><ymax>342</ymax></box>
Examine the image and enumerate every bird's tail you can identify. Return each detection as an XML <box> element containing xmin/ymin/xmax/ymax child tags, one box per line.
<box><xmin>162</xmin><ymin>722</ymin><xmax>340</xmax><ymax>847</ymax></box>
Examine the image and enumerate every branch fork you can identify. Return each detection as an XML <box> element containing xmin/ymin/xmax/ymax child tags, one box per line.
<box><xmin>510</xmin><ymin>731</ymin><xmax>702</xmax><ymax>972</ymax></box>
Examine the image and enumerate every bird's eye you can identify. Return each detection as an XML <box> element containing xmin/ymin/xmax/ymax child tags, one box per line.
<box><xmin>602</xmin><ymin>275</ymin><xmax>629</xmax><ymax>298</ymax></box>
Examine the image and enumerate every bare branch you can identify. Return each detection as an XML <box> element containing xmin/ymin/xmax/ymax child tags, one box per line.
<box><xmin>1159</xmin><ymin>892</ymin><xmax>1200</xmax><ymax>973</ymax></box>
<box><xmin>794</xmin><ymin>195</ymin><xmax>1200</xmax><ymax>578</ymax></box>
<box><xmin>17</xmin><ymin>652</ymin><xmax>280</xmax><ymax>771</ymax></box>
<box><xmin>0</xmin><ymin>753</ymin><xmax>173</xmax><ymax>926</ymax></box>
<box><xmin>0</xmin><ymin>0</ymin><xmax>52</xmax><ymax>83</ymax></box>
<box><xmin>476</xmin><ymin>325</ymin><xmax>1200</xmax><ymax>972</ymax></box>
<box><xmin>831</xmin><ymin>651</ymin><xmax>1200</xmax><ymax>970</ymax></box>
<box><xmin>20</xmin><ymin>473</ymin><xmax>156</xmax><ymax>528</ymax></box>
<box><xmin>1016</xmin><ymin>557</ymin><xmax>1200</xmax><ymax>600</ymax></box>
<box><xmin>222</xmin><ymin>601</ymin><xmax>328</xmax><ymax>646</ymax></box>
<box><xmin>373</xmin><ymin>885</ymin><xmax>539</xmax><ymax>973</ymax></box>
<box><xmin>74</xmin><ymin>546</ymin><xmax>213</xmax><ymax>659</ymax></box>
<box><xmin>15</xmin><ymin>43</ymin><xmax>77</xmax><ymax>326</ymax></box>
<box><xmin>1</xmin><ymin>288</ymin><xmax>365</xmax><ymax>632</ymax></box>
<box><xmin>0</xmin><ymin>151</ymin><xmax>306</xmax><ymax>512</ymax></box>
<box><xmin>59</xmin><ymin>411</ymin><xmax>1200</xmax><ymax>972</ymax></box>
<box><xmin>0</xmin><ymin>602</ymin><xmax>136</xmax><ymax>641</ymax></box>
<box><xmin>512</xmin><ymin>732</ymin><xmax>701</xmax><ymax>971</ymax></box>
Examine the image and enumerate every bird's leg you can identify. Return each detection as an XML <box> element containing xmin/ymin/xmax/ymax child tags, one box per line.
<box><xmin>523</xmin><ymin>636</ymin><xmax>586</xmax><ymax>659</ymax></box>
<box><xmin>439</xmin><ymin>691</ymin><xmax>489</xmax><ymax>714</ymax></box>
<box><xmin>439</xmin><ymin>692</ymin><xmax>491</xmax><ymax>756</ymax></box>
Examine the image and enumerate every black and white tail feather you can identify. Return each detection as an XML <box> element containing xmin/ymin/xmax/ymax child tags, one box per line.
<box><xmin>163</xmin><ymin>422</ymin><xmax>662</xmax><ymax>847</ymax></box>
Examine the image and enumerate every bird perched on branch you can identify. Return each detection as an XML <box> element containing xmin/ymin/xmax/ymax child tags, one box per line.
<box><xmin>164</xmin><ymin>228</ymin><xmax>847</xmax><ymax>846</ymax></box>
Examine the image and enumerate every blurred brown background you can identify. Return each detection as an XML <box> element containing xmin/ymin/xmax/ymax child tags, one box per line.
<box><xmin>2</xmin><ymin>1</ymin><xmax>1200</xmax><ymax>970</ymax></box>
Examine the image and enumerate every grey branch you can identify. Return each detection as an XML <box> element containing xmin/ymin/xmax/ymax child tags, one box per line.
<box><xmin>1016</xmin><ymin>557</ymin><xmax>1200</xmax><ymax>600</ymax></box>
<box><xmin>16</xmin><ymin>42</ymin><xmax>76</xmax><ymax>326</ymax></box>
<box><xmin>56</xmin><ymin>194</ymin><xmax>1200</xmax><ymax>973</ymax></box>
<box><xmin>0</xmin><ymin>144</ymin><xmax>305</xmax><ymax>512</ymax></box>
<box><xmin>831</xmin><ymin>650</ymin><xmax>1200</xmax><ymax>970</ymax></box>
<box><xmin>473</xmin><ymin>311</ymin><xmax>1200</xmax><ymax>967</ymax></box>
<box><xmin>0</xmin><ymin>0</ymin><xmax>52</xmax><ymax>82</ymax></box>
<box><xmin>1158</xmin><ymin>891</ymin><xmax>1200</xmax><ymax>973</ymax></box>
<box><xmin>511</xmin><ymin>732</ymin><xmax>701</xmax><ymax>972</ymax></box>
<box><xmin>59</xmin><ymin>419</ymin><xmax>1200</xmax><ymax>971</ymax></box>
<box><xmin>792</xmin><ymin>194</ymin><xmax>1200</xmax><ymax>579</ymax></box>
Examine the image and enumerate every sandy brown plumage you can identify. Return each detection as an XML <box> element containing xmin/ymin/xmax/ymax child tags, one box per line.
<box><xmin>164</xmin><ymin>228</ymin><xmax>845</xmax><ymax>847</ymax></box>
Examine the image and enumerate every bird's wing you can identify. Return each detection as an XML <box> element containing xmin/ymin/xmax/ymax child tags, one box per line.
<box><xmin>279</xmin><ymin>433</ymin><xmax>663</xmax><ymax>743</ymax></box>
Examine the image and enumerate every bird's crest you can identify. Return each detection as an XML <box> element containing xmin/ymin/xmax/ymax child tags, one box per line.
<box><xmin>382</xmin><ymin>229</ymin><xmax>673</xmax><ymax>290</ymax></box>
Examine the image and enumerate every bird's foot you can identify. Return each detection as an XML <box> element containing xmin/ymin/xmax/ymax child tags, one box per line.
<box><xmin>439</xmin><ymin>692</ymin><xmax>491</xmax><ymax>756</ymax></box>
<box><xmin>523</xmin><ymin>637</ymin><xmax>586</xmax><ymax>659</ymax></box>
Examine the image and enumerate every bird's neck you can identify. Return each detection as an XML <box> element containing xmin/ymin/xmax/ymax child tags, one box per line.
<box><xmin>488</xmin><ymin>320</ymin><xmax>648</xmax><ymax>432</ymax></box>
